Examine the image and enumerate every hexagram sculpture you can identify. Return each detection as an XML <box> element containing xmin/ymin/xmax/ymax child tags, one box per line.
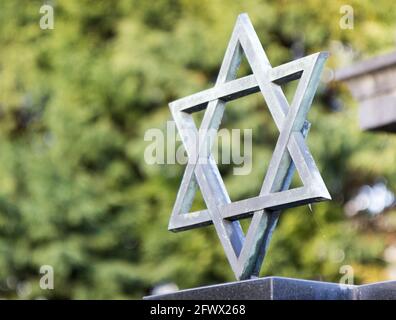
<box><xmin>167</xmin><ymin>13</ymin><xmax>331</xmax><ymax>281</ymax></box>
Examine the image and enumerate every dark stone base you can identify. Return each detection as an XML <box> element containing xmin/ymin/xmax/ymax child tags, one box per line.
<box><xmin>144</xmin><ymin>276</ymin><xmax>396</xmax><ymax>300</ymax></box>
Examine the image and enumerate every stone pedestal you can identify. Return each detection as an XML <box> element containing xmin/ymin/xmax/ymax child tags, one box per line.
<box><xmin>145</xmin><ymin>276</ymin><xmax>396</xmax><ymax>300</ymax></box>
<box><xmin>335</xmin><ymin>51</ymin><xmax>396</xmax><ymax>132</ymax></box>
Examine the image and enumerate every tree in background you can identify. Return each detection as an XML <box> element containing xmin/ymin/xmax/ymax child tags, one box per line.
<box><xmin>0</xmin><ymin>0</ymin><xmax>395</xmax><ymax>299</ymax></box>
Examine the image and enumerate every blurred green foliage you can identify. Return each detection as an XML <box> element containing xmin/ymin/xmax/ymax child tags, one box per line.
<box><xmin>0</xmin><ymin>0</ymin><xmax>395</xmax><ymax>299</ymax></box>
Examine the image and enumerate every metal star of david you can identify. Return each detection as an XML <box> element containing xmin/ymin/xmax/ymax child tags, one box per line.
<box><xmin>168</xmin><ymin>13</ymin><xmax>331</xmax><ymax>280</ymax></box>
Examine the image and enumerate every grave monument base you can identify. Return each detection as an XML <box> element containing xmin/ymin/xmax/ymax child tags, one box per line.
<box><xmin>144</xmin><ymin>276</ymin><xmax>396</xmax><ymax>300</ymax></box>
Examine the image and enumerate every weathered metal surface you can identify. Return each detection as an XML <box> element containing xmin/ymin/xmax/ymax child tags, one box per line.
<box><xmin>335</xmin><ymin>51</ymin><xmax>396</xmax><ymax>132</ymax></box>
<box><xmin>168</xmin><ymin>13</ymin><xmax>331</xmax><ymax>281</ymax></box>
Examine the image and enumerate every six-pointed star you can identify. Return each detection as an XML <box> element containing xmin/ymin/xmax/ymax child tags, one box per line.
<box><xmin>168</xmin><ymin>13</ymin><xmax>331</xmax><ymax>280</ymax></box>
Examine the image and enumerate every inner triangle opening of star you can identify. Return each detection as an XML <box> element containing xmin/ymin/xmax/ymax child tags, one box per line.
<box><xmin>168</xmin><ymin>13</ymin><xmax>331</xmax><ymax>281</ymax></box>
